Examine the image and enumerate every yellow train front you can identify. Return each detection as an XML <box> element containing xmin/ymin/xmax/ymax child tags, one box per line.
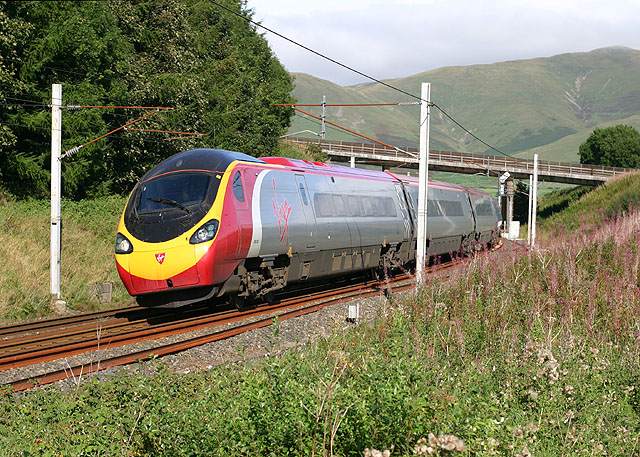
<box><xmin>114</xmin><ymin>148</ymin><xmax>264</xmax><ymax>307</ymax></box>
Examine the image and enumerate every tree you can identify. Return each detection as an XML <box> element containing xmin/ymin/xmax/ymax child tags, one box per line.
<box><xmin>578</xmin><ymin>125</ymin><xmax>640</xmax><ymax>168</ymax></box>
<box><xmin>0</xmin><ymin>2</ymin><xmax>33</xmax><ymax>185</ymax></box>
<box><xmin>0</xmin><ymin>0</ymin><xmax>295</xmax><ymax>199</ymax></box>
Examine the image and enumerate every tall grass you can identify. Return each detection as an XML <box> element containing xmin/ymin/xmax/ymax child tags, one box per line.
<box><xmin>0</xmin><ymin>196</ymin><xmax>131</xmax><ymax>320</ymax></box>
<box><xmin>1</xmin><ymin>190</ymin><xmax>639</xmax><ymax>456</ymax></box>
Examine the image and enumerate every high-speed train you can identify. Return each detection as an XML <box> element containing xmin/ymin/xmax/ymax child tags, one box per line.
<box><xmin>115</xmin><ymin>148</ymin><xmax>500</xmax><ymax>307</ymax></box>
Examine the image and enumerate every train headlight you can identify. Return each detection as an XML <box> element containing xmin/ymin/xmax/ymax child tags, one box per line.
<box><xmin>115</xmin><ymin>233</ymin><xmax>133</xmax><ymax>254</ymax></box>
<box><xmin>190</xmin><ymin>219</ymin><xmax>219</xmax><ymax>244</ymax></box>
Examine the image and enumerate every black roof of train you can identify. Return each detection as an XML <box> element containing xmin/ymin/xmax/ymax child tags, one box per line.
<box><xmin>140</xmin><ymin>148</ymin><xmax>265</xmax><ymax>182</ymax></box>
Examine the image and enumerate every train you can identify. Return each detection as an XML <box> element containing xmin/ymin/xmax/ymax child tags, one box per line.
<box><xmin>114</xmin><ymin>148</ymin><xmax>501</xmax><ymax>307</ymax></box>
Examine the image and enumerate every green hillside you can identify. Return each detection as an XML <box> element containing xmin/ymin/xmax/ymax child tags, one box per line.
<box><xmin>289</xmin><ymin>46</ymin><xmax>640</xmax><ymax>161</ymax></box>
<box><xmin>515</xmin><ymin>114</ymin><xmax>640</xmax><ymax>162</ymax></box>
<box><xmin>538</xmin><ymin>171</ymin><xmax>640</xmax><ymax>230</ymax></box>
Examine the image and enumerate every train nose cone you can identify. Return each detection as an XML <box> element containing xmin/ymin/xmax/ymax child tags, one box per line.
<box><xmin>129</xmin><ymin>245</ymin><xmax>200</xmax><ymax>293</ymax></box>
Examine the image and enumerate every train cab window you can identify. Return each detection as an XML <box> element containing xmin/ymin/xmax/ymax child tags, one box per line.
<box><xmin>232</xmin><ymin>171</ymin><xmax>244</xmax><ymax>202</ymax></box>
<box><xmin>139</xmin><ymin>172</ymin><xmax>211</xmax><ymax>213</ymax></box>
<box><xmin>299</xmin><ymin>183</ymin><xmax>309</xmax><ymax>205</ymax></box>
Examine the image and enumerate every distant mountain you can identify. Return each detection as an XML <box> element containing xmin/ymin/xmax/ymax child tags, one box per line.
<box><xmin>288</xmin><ymin>47</ymin><xmax>640</xmax><ymax>162</ymax></box>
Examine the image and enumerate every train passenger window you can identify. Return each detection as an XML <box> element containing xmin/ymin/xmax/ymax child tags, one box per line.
<box><xmin>347</xmin><ymin>196</ymin><xmax>362</xmax><ymax>216</ymax></box>
<box><xmin>299</xmin><ymin>183</ymin><xmax>308</xmax><ymax>205</ymax></box>
<box><xmin>427</xmin><ymin>200</ymin><xmax>443</xmax><ymax>217</ymax></box>
<box><xmin>232</xmin><ymin>171</ymin><xmax>244</xmax><ymax>202</ymax></box>
<box><xmin>440</xmin><ymin>200</ymin><xmax>463</xmax><ymax>217</ymax></box>
<box><xmin>314</xmin><ymin>193</ymin><xmax>332</xmax><ymax>217</ymax></box>
<box><xmin>333</xmin><ymin>195</ymin><xmax>347</xmax><ymax>216</ymax></box>
<box><xmin>361</xmin><ymin>197</ymin><xmax>373</xmax><ymax>216</ymax></box>
<box><xmin>475</xmin><ymin>203</ymin><xmax>494</xmax><ymax>216</ymax></box>
<box><xmin>372</xmin><ymin>197</ymin><xmax>384</xmax><ymax>216</ymax></box>
<box><xmin>383</xmin><ymin>197</ymin><xmax>397</xmax><ymax>217</ymax></box>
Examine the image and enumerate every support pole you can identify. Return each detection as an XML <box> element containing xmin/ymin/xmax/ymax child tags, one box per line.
<box><xmin>531</xmin><ymin>154</ymin><xmax>539</xmax><ymax>248</ymax></box>
<box><xmin>321</xmin><ymin>95</ymin><xmax>326</xmax><ymax>140</ymax></box>
<box><xmin>506</xmin><ymin>177</ymin><xmax>514</xmax><ymax>235</ymax></box>
<box><xmin>416</xmin><ymin>83</ymin><xmax>431</xmax><ymax>285</ymax></box>
<box><xmin>350</xmin><ymin>156</ymin><xmax>355</xmax><ymax>168</ymax></box>
<box><xmin>50</xmin><ymin>84</ymin><xmax>62</xmax><ymax>299</ymax></box>
<box><xmin>527</xmin><ymin>175</ymin><xmax>533</xmax><ymax>244</ymax></box>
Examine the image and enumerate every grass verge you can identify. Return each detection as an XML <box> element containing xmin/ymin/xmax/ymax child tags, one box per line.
<box><xmin>0</xmin><ymin>195</ymin><xmax>132</xmax><ymax>320</ymax></box>
<box><xmin>1</xmin><ymin>191</ymin><xmax>639</xmax><ymax>455</ymax></box>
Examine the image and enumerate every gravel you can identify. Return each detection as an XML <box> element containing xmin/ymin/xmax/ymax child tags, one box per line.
<box><xmin>1</xmin><ymin>288</ymin><xmax>403</xmax><ymax>395</ymax></box>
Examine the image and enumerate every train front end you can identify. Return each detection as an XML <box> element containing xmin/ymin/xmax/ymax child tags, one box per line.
<box><xmin>114</xmin><ymin>148</ymin><xmax>262</xmax><ymax>307</ymax></box>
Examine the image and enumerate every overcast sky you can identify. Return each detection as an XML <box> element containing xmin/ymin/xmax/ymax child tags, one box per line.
<box><xmin>250</xmin><ymin>0</ymin><xmax>640</xmax><ymax>86</ymax></box>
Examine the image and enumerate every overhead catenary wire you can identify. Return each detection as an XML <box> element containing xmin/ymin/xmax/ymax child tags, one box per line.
<box><xmin>276</xmin><ymin>102</ymin><xmax>419</xmax><ymax>107</ymax></box>
<box><xmin>291</xmin><ymin>106</ymin><xmax>414</xmax><ymax>157</ymax></box>
<box><xmin>62</xmin><ymin>105</ymin><xmax>173</xmax><ymax>110</ymax></box>
<box><xmin>209</xmin><ymin>0</ymin><xmax>515</xmax><ymax>159</ymax></box>
<box><xmin>0</xmin><ymin>120</ymin><xmax>201</xmax><ymax>147</ymax></box>
<box><xmin>292</xmin><ymin>111</ymin><xmax>394</xmax><ymax>146</ymax></box>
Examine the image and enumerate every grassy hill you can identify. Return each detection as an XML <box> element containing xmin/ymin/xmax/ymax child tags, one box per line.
<box><xmin>515</xmin><ymin>114</ymin><xmax>640</xmax><ymax>162</ymax></box>
<box><xmin>289</xmin><ymin>46</ymin><xmax>640</xmax><ymax>161</ymax></box>
<box><xmin>537</xmin><ymin>171</ymin><xmax>640</xmax><ymax>230</ymax></box>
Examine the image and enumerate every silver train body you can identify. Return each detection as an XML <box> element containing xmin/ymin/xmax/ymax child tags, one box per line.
<box><xmin>218</xmin><ymin>156</ymin><xmax>501</xmax><ymax>299</ymax></box>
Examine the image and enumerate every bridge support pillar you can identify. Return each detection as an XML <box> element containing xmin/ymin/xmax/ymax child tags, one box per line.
<box><xmin>499</xmin><ymin>174</ymin><xmax>515</xmax><ymax>238</ymax></box>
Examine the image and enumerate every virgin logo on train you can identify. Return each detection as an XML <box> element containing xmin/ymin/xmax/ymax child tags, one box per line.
<box><xmin>272</xmin><ymin>178</ymin><xmax>292</xmax><ymax>244</ymax></box>
<box><xmin>155</xmin><ymin>253</ymin><xmax>166</xmax><ymax>265</ymax></box>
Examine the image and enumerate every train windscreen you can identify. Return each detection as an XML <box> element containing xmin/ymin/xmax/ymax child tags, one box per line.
<box><xmin>124</xmin><ymin>171</ymin><xmax>221</xmax><ymax>243</ymax></box>
<box><xmin>138</xmin><ymin>173</ymin><xmax>212</xmax><ymax>213</ymax></box>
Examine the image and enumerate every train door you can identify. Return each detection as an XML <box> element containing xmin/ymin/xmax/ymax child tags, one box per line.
<box><xmin>329</xmin><ymin>176</ymin><xmax>362</xmax><ymax>271</ymax></box>
<box><xmin>395</xmin><ymin>183</ymin><xmax>413</xmax><ymax>242</ymax></box>
<box><xmin>231</xmin><ymin>169</ymin><xmax>249</xmax><ymax>258</ymax></box>
<box><xmin>295</xmin><ymin>174</ymin><xmax>317</xmax><ymax>249</ymax></box>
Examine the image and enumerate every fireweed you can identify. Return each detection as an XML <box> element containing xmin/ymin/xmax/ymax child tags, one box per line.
<box><xmin>400</xmin><ymin>203</ymin><xmax>640</xmax><ymax>455</ymax></box>
<box><xmin>1</xmin><ymin>201</ymin><xmax>639</xmax><ymax>456</ymax></box>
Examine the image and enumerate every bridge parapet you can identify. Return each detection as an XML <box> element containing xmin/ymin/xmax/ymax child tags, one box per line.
<box><xmin>283</xmin><ymin>137</ymin><xmax>632</xmax><ymax>186</ymax></box>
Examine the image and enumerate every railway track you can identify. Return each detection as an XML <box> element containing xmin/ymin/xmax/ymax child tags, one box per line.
<box><xmin>1</xmin><ymin>273</ymin><xmax>417</xmax><ymax>393</ymax></box>
<box><xmin>2</xmin><ymin>244</ymin><xmax>502</xmax><ymax>394</ymax></box>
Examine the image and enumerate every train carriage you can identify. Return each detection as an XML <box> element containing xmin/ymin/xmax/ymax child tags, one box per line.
<box><xmin>115</xmin><ymin>148</ymin><xmax>500</xmax><ymax>307</ymax></box>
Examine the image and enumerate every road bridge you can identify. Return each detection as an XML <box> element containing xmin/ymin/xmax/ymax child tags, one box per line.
<box><xmin>283</xmin><ymin>137</ymin><xmax>632</xmax><ymax>186</ymax></box>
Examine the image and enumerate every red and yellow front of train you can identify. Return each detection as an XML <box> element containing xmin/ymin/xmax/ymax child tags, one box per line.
<box><xmin>114</xmin><ymin>148</ymin><xmax>261</xmax><ymax>306</ymax></box>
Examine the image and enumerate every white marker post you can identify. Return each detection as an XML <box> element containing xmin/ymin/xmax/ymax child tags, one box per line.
<box><xmin>527</xmin><ymin>175</ymin><xmax>533</xmax><ymax>244</ymax></box>
<box><xmin>531</xmin><ymin>153</ymin><xmax>539</xmax><ymax>248</ymax></box>
<box><xmin>416</xmin><ymin>83</ymin><xmax>431</xmax><ymax>285</ymax></box>
<box><xmin>50</xmin><ymin>84</ymin><xmax>62</xmax><ymax>300</ymax></box>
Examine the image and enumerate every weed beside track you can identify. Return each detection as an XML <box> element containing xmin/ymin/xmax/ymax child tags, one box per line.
<box><xmin>1</xmin><ymin>198</ymin><xmax>640</xmax><ymax>455</ymax></box>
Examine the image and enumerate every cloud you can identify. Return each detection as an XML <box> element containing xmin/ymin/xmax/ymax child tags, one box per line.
<box><xmin>250</xmin><ymin>0</ymin><xmax>640</xmax><ymax>85</ymax></box>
